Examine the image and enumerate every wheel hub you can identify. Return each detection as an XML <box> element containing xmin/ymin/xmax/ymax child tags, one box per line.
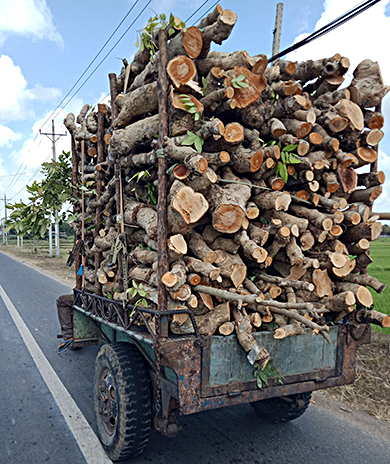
<box><xmin>97</xmin><ymin>368</ymin><xmax>118</xmax><ymax>435</ymax></box>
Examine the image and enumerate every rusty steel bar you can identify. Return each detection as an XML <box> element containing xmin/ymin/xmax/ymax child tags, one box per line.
<box><xmin>94</xmin><ymin>109</ymin><xmax>105</xmax><ymax>296</ymax></box>
<box><xmin>71</xmin><ymin>135</ymin><xmax>82</xmax><ymax>290</ymax></box>
<box><xmin>156</xmin><ymin>28</ymin><xmax>170</xmax><ymax>339</ymax></box>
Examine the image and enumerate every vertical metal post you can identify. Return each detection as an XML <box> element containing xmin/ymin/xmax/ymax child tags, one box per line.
<box><xmin>4</xmin><ymin>194</ymin><xmax>7</xmax><ymax>244</ymax></box>
<box><xmin>272</xmin><ymin>3</ymin><xmax>284</xmax><ymax>57</ymax></box>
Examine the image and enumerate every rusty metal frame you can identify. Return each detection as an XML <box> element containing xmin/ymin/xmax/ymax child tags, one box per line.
<box><xmin>158</xmin><ymin>323</ymin><xmax>371</xmax><ymax>416</ymax></box>
<box><xmin>73</xmin><ymin>288</ymin><xmax>202</xmax><ymax>341</ymax></box>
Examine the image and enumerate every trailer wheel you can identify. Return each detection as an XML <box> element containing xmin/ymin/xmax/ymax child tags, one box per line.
<box><xmin>94</xmin><ymin>342</ymin><xmax>151</xmax><ymax>461</ymax></box>
<box><xmin>250</xmin><ymin>392</ymin><xmax>312</xmax><ymax>423</ymax></box>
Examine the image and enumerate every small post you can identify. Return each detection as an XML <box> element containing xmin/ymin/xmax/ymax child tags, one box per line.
<box><xmin>272</xmin><ymin>3</ymin><xmax>284</xmax><ymax>57</ymax></box>
<box><xmin>156</xmin><ymin>28</ymin><xmax>170</xmax><ymax>339</ymax></box>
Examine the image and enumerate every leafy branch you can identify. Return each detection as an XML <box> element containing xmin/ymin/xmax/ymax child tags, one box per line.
<box><xmin>135</xmin><ymin>13</ymin><xmax>185</xmax><ymax>63</ymax></box>
<box><xmin>253</xmin><ymin>359</ymin><xmax>284</xmax><ymax>389</ymax></box>
<box><xmin>182</xmin><ymin>131</ymin><xmax>204</xmax><ymax>153</ymax></box>
<box><xmin>274</xmin><ymin>144</ymin><xmax>301</xmax><ymax>183</ymax></box>
<box><xmin>226</xmin><ymin>71</ymin><xmax>249</xmax><ymax>89</ymax></box>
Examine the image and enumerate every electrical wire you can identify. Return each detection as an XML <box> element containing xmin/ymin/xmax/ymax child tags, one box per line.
<box><xmin>40</xmin><ymin>0</ymin><xmax>142</xmax><ymax>131</ymax></box>
<box><xmin>185</xmin><ymin>0</ymin><xmax>211</xmax><ymax>23</ymax></box>
<box><xmin>269</xmin><ymin>0</ymin><xmax>382</xmax><ymax>62</ymax></box>
<box><xmin>57</xmin><ymin>0</ymin><xmax>153</xmax><ymax>112</ymax></box>
<box><xmin>190</xmin><ymin>0</ymin><xmax>220</xmax><ymax>26</ymax></box>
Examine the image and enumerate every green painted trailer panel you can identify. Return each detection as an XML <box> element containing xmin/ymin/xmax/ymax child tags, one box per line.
<box><xmin>208</xmin><ymin>327</ymin><xmax>338</xmax><ymax>386</ymax></box>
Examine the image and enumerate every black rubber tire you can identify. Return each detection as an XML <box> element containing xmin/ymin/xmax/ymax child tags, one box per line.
<box><xmin>250</xmin><ymin>392</ymin><xmax>312</xmax><ymax>423</ymax></box>
<box><xmin>94</xmin><ymin>342</ymin><xmax>151</xmax><ymax>461</ymax></box>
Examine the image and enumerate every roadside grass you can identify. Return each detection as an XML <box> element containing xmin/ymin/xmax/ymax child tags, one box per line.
<box><xmin>366</xmin><ymin>237</ymin><xmax>390</xmax><ymax>334</ymax></box>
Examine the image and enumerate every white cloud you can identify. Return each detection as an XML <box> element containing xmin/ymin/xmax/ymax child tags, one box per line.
<box><xmin>0</xmin><ymin>125</ymin><xmax>21</xmax><ymax>147</ymax></box>
<box><xmin>0</xmin><ymin>0</ymin><xmax>63</xmax><ymax>47</ymax></box>
<box><xmin>0</xmin><ymin>55</ymin><xmax>62</xmax><ymax>122</ymax></box>
<box><xmin>287</xmin><ymin>0</ymin><xmax>390</xmax><ymax>215</ymax></box>
<box><xmin>287</xmin><ymin>0</ymin><xmax>390</xmax><ymax>83</ymax></box>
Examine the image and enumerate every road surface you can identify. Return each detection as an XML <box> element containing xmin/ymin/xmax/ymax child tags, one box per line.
<box><xmin>0</xmin><ymin>251</ymin><xmax>389</xmax><ymax>464</ymax></box>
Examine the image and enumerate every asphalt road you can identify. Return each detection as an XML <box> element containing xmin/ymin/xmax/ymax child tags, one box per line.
<box><xmin>1</xmin><ymin>251</ymin><xmax>390</xmax><ymax>464</ymax></box>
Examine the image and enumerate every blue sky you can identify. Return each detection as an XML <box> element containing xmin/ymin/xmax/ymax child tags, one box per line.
<box><xmin>0</xmin><ymin>0</ymin><xmax>389</xmax><ymax>218</ymax></box>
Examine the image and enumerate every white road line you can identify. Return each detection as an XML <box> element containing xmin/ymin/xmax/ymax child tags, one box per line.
<box><xmin>0</xmin><ymin>284</ymin><xmax>112</xmax><ymax>464</ymax></box>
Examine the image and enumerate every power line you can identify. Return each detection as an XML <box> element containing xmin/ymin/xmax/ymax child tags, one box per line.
<box><xmin>0</xmin><ymin>172</ymin><xmax>36</xmax><ymax>178</ymax></box>
<box><xmin>40</xmin><ymin>0</ymin><xmax>142</xmax><ymax>131</ymax></box>
<box><xmin>57</xmin><ymin>0</ymin><xmax>153</xmax><ymax>112</ymax></box>
<box><xmin>269</xmin><ymin>0</ymin><xmax>382</xmax><ymax>62</ymax></box>
<box><xmin>185</xmin><ymin>0</ymin><xmax>211</xmax><ymax>23</ymax></box>
<box><xmin>190</xmin><ymin>0</ymin><xmax>219</xmax><ymax>26</ymax></box>
<box><xmin>2</xmin><ymin>0</ymin><xmax>150</xmax><ymax>198</ymax></box>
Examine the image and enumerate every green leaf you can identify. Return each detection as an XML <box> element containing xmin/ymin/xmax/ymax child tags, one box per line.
<box><xmin>106</xmin><ymin>292</ymin><xmax>113</xmax><ymax>300</ymax></box>
<box><xmin>169</xmin><ymin>27</ymin><xmax>175</xmax><ymax>36</ymax></box>
<box><xmin>283</xmin><ymin>144</ymin><xmax>298</xmax><ymax>152</ymax></box>
<box><xmin>135</xmin><ymin>34</ymin><xmax>140</xmax><ymax>48</ymax></box>
<box><xmin>278</xmin><ymin>162</ymin><xmax>288</xmax><ymax>183</ymax></box>
<box><xmin>256</xmin><ymin>376</ymin><xmax>262</xmax><ymax>389</ymax></box>
<box><xmin>258</xmin><ymin>370</ymin><xmax>269</xmax><ymax>384</ymax></box>
<box><xmin>194</xmin><ymin>136</ymin><xmax>203</xmax><ymax>154</ymax></box>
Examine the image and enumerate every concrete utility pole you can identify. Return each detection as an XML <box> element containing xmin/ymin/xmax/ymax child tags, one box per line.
<box><xmin>2</xmin><ymin>194</ymin><xmax>7</xmax><ymax>244</ymax></box>
<box><xmin>40</xmin><ymin>120</ymin><xmax>67</xmax><ymax>257</ymax></box>
<box><xmin>272</xmin><ymin>3</ymin><xmax>284</xmax><ymax>57</ymax></box>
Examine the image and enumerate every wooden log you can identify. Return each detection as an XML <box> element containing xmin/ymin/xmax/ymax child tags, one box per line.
<box><xmin>274</xmin><ymin>323</ymin><xmax>305</xmax><ymax>339</ymax></box>
<box><xmin>123</xmin><ymin>198</ymin><xmax>158</xmax><ymax>239</ymax></box>
<box><xmin>167</xmin><ymin>55</ymin><xmax>199</xmax><ymax>90</ymax></box>
<box><xmin>334</xmin><ymin>99</ymin><xmax>364</xmax><ymax>131</ymax></box>
<box><xmin>170</xmin><ymin>181</ymin><xmax>209</xmax><ymax>225</ymax></box>
<box><xmin>281</xmin><ymin>119</ymin><xmax>312</xmax><ymax>138</ymax></box>
<box><xmin>312</xmin><ymin>269</ymin><xmax>333</xmax><ymax>298</ymax></box>
<box><xmin>252</xmin><ymin>190</ymin><xmax>291</xmax><ymax>211</ymax></box>
<box><xmin>235</xmin><ymin>230</ymin><xmax>267</xmax><ymax>262</ymax></box>
<box><xmin>349</xmin><ymin>59</ymin><xmax>389</xmax><ymax>108</ymax></box>
<box><xmin>186</xmin><ymin>257</ymin><xmax>221</xmax><ymax>282</ymax></box>
<box><xmin>313</xmin><ymin>88</ymin><xmax>350</xmax><ymax>107</ymax></box>
<box><xmin>224</xmin><ymin>66</ymin><xmax>266</xmax><ymax>109</ymax></box>
<box><xmin>113</xmin><ymin>81</ymin><xmax>158</xmax><ymax>128</ymax></box>
<box><xmin>347</xmin><ymin>239</ymin><xmax>370</xmax><ymax>255</ymax></box>
<box><xmin>335</xmin><ymin>282</ymin><xmax>373</xmax><ymax>308</ymax></box>
<box><xmin>110</xmin><ymin>114</ymin><xmax>159</xmax><ymax>159</ymax></box>
<box><xmin>364</xmin><ymin>110</ymin><xmax>384</xmax><ymax>130</ymax></box>
<box><xmin>206</xmin><ymin>169</ymin><xmax>251</xmax><ymax>233</ymax></box>
<box><xmin>342</xmin><ymin>273</ymin><xmax>386</xmax><ymax>293</ymax></box>
<box><xmin>352</xmin><ymin>309</ymin><xmax>390</xmax><ymax>328</ymax></box>
<box><xmin>199</xmin><ymin>9</ymin><xmax>237</xmax><ymax>59</ymax></box>
<box><xmin>316</xmin><ymin>291</ymin><xmax>356</xmax><ymax>312</ymax></box>
<box><xmin>219</xmin><ymin>321</ymin><xmax>235</xmax><ymax>336</ymax></box>
<box><xmin>289</xmin><ymin>204</ymin><xmax>333</xmax><ymax>230</ymax></box>
<box><xmin>188</xmin><ymin>232</ymin><xmax>217</xmax><ymax>263</ymax></box>
<box><xmin>233</xmin><ymin>307</ymin><xmax>270</xmax><ymax>369</ymax></box>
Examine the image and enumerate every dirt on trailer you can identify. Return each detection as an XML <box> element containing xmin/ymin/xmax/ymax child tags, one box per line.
<box><xmin>1</xmin><ymin>242</ymin><xmax>389</xmax><ymax>430</ymax></box>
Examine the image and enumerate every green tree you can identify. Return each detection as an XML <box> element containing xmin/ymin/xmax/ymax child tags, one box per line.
<box><xmin>5</xmin><ymin>151</ymin><xmax>74</xmax><ymax>238</ymax></box>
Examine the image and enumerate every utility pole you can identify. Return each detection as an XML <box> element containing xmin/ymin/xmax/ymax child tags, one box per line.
<box><xmin>272</xmin><ymin>3</ymin><xmax>284</xmax><ymax>57</ymax></box>
<box><xmin>2</xmin><ymin>194</ymin><xmax>7</xmax><ymax>244</ymax></box>
<box><xmin>40</xmin><ymin>120</ymin><xmax>67</xmax><ymax>257</ymax></box>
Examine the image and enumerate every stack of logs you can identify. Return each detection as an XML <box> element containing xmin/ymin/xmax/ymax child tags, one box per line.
<box><xmin>64</xmin><ymin>5</ymin><xmax>389</xmax><ymax>369</ymax></box>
